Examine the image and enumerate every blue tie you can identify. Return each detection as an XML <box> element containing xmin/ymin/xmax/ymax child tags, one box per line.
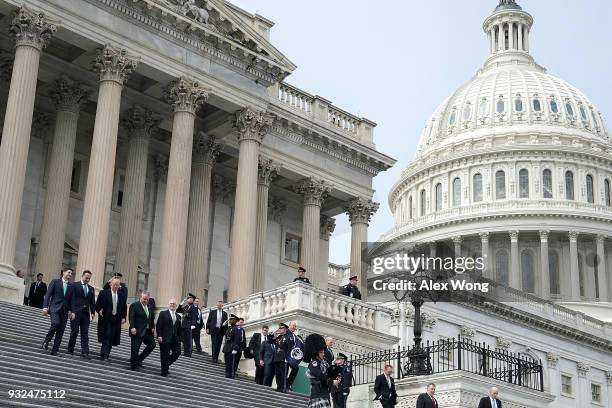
<box><xmin>83</xmin><ymin>284</ymin><xmax>88</xmax><ymax>296</ymax></box>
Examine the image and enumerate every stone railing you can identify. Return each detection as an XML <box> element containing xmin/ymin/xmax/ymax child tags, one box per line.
<box><xmin>271</xmin><ymin>82</ymin><xmax>376</xmax><ymax>146</ymax></box>
<box><xmin>328</xmin><ymin>262</ymin><xmax>350</xmax><ymax>288</ymax></box>
<box><xmin>219</xmin><ymin>281</ymin><xmax>392</xmax><ymax>333</ymax></box>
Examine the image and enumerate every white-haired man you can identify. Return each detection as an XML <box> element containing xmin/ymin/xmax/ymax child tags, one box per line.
<box><xmin>478</xmin><ymin>386</ymin><xmax>502</xmax><ymax>408</ymax></box>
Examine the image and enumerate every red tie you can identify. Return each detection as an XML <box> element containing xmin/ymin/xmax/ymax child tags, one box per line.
<box><xmin>431</xmin><ymin>396</ymin><xmax>438</xmax><ymax>408</ymax></box>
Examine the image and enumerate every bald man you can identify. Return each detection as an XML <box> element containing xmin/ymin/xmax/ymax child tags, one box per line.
<box><xmin>478</xmin><ymin>387</ymin><xmax>502</xmax><ymax>408</ymax></box>
<box><xmin>156</xmin><ymin>299</ymin><xmax>182</xmax><ymax>377</ymax></box>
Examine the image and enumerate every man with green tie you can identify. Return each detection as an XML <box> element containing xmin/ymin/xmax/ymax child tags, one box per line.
<box><xmin>156</xmin><ymin>298</ymin><xmax>182</xmax><ymax>377</ymax></box>
<box><xmin>42</xmin><ymin>268</ymin><xmax>74</xmax><ymax>356</ymax></box>
<box><xmin>128</xmin><ymin>291</ymin><xmax>156</xmax><ymax>370</ymax></box>
<box><xmin>95</xmin><ymin>278</ymin><xmax>127</xmax><ymax>360</ymax></box>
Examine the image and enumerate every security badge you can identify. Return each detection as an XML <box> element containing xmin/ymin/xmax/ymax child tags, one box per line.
<box><xmin>312</xmin><ymin>361</ymin><xmax>318</xmax><ymax>366</ymax></box>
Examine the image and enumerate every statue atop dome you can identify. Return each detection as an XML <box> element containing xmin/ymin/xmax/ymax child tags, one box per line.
<box><xmin>494</xmin><ymin>0</ymin><xmax>522</xmax><ymax>12</ymax></box>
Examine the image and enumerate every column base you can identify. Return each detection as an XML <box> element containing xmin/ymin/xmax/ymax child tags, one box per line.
<box><xmin>0</xmin><ymin>263</ymin><xmax>25</xmax><ymax>304</ymax></box>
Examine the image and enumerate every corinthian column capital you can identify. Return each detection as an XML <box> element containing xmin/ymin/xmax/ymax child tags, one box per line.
<box><xmin>258</xmin><ymin>157</ymin><xmax>281</xmax><ymax>187</ymax></box>
<box><xmin>49</xmin><ymin>76</ymin><xmax>89</xmax><ymax>113</ymax></box>
<box><xmin>154</xmin><ymin>154</ymin><xmax>169</xmax><ymax>182</ymax></box>
<box><xmin>193</xmin><ymin>133</ymin><xmax>221</xmax><ymax>165</ymax></box>
<box><xmin>164</xmin><ymin>77</ymin><xmax>209</xmax><ymax>114</ymax></box>
<box><xmin>320</xmin><ymin>215</ymin><xmax>336</xmax><ymax>240</ymax></box>
<box><xmin>234</xmin><ymin>107</ymin><xmax>274</xmax><ymax>144</ymax></box>
<box><xmin>294</xmin><ymin>178</ymin><xmax>331</xmax><ymax>207</ymax></box>
<box><xmin>345</xmin><ymin>197</ymin><xmax>379</xmax><ymax>225</ymax></box>
<box><xmin>93</xmin><ymin>44</ymin><xmax>138</xmax><ymax>84</ymax></box>
<box><xmin>10</xmin><ymin>6</ymin><xmax>58</xmax><ymax>50</ymax></box>
<box><xmin>539</xmin><ymin>230</ymin><xmax>550</xmax><ymax>241</ymax></box>
<box><xmin>121</xmin><ymin>105</ymin><xmax>159</xmax><ymax>139</ymax></box>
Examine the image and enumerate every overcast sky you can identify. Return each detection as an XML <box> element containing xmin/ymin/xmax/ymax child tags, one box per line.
<box><xmin>231</xmin><ymin>0</ymin><xmax>612</xmax><ymax>264</ymax></box>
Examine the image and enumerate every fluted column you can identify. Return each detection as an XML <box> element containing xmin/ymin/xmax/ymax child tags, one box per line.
<box><xmin>539</xmin><ymin>230</ymin><xmax>550</xmax><ymax>298</ymax></box>
<box><xmin>0</xmin><ymin>8</ymin><xmax>57</xmax><ymax>302</ymax></box>
<box><xmin>498</xmin><ymin>23</ymin><xmax>504</xmax><ymax>51</ymax></box>
<box><xmin>294</xmin><ymin>178</ymin><xmax>331</xmax><ymax>289</ymax></box>
<box><xmin>35</xmin><ymin>77</ymin><xmax>87</xmax><ymax>281</ymax></box>
<box><xmin>518</xmin><ymin>23</ymin><xmax>524</xmax><ymax>51</ymax></box>
<box><xmin>157</xmin><ymin>77</ymin><xmax>209</xmax><ymax>306</ymax></box>
<box><xmin>183</xmin><ymin>134</ymin><xmax>220</xmax><ymax>300</ymax></box>
<box><xmin>509</xmin><ymin>230</ymin><xmax>520</xmax><ymax>289</ymax></box>
<box><xmin>76</xmin><ymin>44</ymin><xmax>138</xmax><ymax>289</ymax></box>
<box><xmin>253</xmin><ymin>157</ymin><xmax>281</xmax><ymax>292</ymax></box>
<box><xmin>227</xmin><ymin>108</ymin><xmax>273</xmax><ymax>301</ymax></box>
<box><xmin>452</xmin><ymin>236</ymin><xmax>463</xmax><ymax>258</ymax></box>
<box><xmin>596</xmin><ymin>235</ymin><xmax>607</xmax><ymax>301</ymax></box>
<box><xmin>319</xmin><ymin>215</ymin><xmax>336</xmax><ymax>282</ymax></box>
<box><xmin>568</xmin><ymin>231</ymin><xmax>580</xmax><ymax>300</ymax></box>
<box><xmin>508</xmin><ymin>22</ymin><xmax>514</xmax><ymax>50</ymax></box>
<box><xmin>479</xmin><ymin>232</ymin><xmax>490</xmax><ymax>279</ymax></box>
<box><xmin>115</xmin><ymin>106</ymin><xmax>158</xmax><ymax>300</ymax></box>
<box><xmin>345</xmin><ymin>197</ymin><xmax>379</xmax><ymax>300</ymax></box>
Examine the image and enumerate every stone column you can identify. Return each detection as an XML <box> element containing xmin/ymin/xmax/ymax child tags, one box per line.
<box><xmin>183</xmin><ymin>134</ymin><xmax>220</xmax><ymax>300</ymax></box>
<box><xmin>115</xmin><ymin>106</ymin><xmax>158</xmax><ymax>300</ymax></box>
<box><xmin>509</xmin><ymin>230</ymin><xmax>520</xmax><ymax>289</ymax></box>
<box><xmin>0</xmin><ymin>7</ymin><xmax>57</xmax><ymax>302</ymax></box>
<box><xmin>576</xmin><ymin>362</ymin><xmax>590</xmax><ymax>405</ymax></box>
<box><xmin>498</xmin><ymin>23</ymin><xmax>504</xmax><ymax>51</ymax></box>
<box><xmin>227</xmin><ymin>108</ymin><xmax>274</xmax><ymax>301</ymax></box>
<box><xmin>345</xmin><ymin>197</ymin><xmax>379</xmax><ymax>300</ymax></box>
<box><xmin>596</xmin><ymin>235</ymin><xmax>608</xmax><ymax>301</ymax></box>
<box><xmin>524</xmin><ymin>28</ymin><xmax>529</xmax><ymax>52</ymax></box>
<box><xmin>35</xmin><ymin>77</ymin><xmax>87</xmax><ymax>281</ymax></box>
<box><xmin>539</xmin><ymin>230</ymin><xmax>550</xmax><ymax>298</ymax></box>
<box><xmin>319</xmin><ymin>216</ymin><xmax>336</xmax><ymax>283</ymax></box>
<box><xmin>518</xmin><ymin>23</ymin><xmax>524</xmax><ymax>51</ymax></box>
<box><xmin>157</xmin><ymin>77</ymin><xmax>209</xmax><ymax>306</ymax></box>
<box><xmin>508</xmin><ymin>22</ymin><xmax>514</xmax><ymax>50</ymax></box>
<box><xmin>545</xmin><ymin>352</ymin><xmax>559</xmax><ymax>394</ymax></box>
<box><xmin>429</xmin><ymin>242</ymin><xmax>437</xmax><ymax>258</ymax></box>
<box><xmin>253</xmin><ymin>157</ymin><xmax>281</xmax><ymax>292</ymax></box>
<box><xmin>76</xmin><ymin>44</ymin><xmax>138</xmax><ymax>289</ymax></box>
<box><xmin>452</xmin><ymin>236</ymin><xmax>462</xmax><ymax>258</ymax></box>
<box><xmin>569</xmin><ymin>231</ymin><xmax>580</xmax><ymax>300</ymax></box>
<box><xmin>479</xmin><ymin>232</ymin><xmax>490</xmax><ymax>279</ymax></box>
<box><xmin>294</xmin><ymin>178</ymin><xmax>332</xmax><ymax>289</ymax></box>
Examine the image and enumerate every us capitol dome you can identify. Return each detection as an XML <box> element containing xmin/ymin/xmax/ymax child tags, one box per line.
<box><xmin>383</xmin><ymin>0</ymin><xmax>612</xmax><ymax>320</ymax></box>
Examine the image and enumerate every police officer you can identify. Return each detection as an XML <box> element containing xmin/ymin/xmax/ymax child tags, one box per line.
<box><xmin>293</xmin><ymin>266</ymin><xmax>311</xmax><ymax>284</ymax></box>
<box><xmin>222</xmin><ymin>314</ymin><xmax>245</xmax><ymax>378</ymax></box>
<box><xmin>340</xmin><ymin>276</ymin><xmax>362</xmax><ymax>300</ymax></box>
<box><xmin>331</xmin><ymin>353</ymin><xmax>352</xmax><ymax>408</ymax></box>
<box><xmin>268</xmin><ymin>322</ymin><xmax>289</xmax><ymax>392</ymax></box>
<box><xmin>179</xmin><ymin>293</ymin><xmax>198</xmax><ymax>357</ymax></box>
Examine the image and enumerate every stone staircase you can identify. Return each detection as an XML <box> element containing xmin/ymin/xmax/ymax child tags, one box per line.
<box><xmin>0</xmin><ymin>301</ymin><xmax>309</xmax><ymax>408</ymax></box>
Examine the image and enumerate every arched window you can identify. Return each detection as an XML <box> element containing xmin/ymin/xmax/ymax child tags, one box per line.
<box><xmin>605</xmin><ymin>179</ymin><xmax>611</xmax><ymax>207</ymax></box>
<box><xmin>473</xmin><ymin>173</ymin><xmax>483</xmax><ymax>202</ymax></box>
<box><xmin>514</xmin><ymin>97</ymin><xmax>523</xmax><ymax>112</ymax></box>
<box><xmin>435</xmin><ymin>183</ymin><xmax>442</xmax><ymax>211</ymax></box>
<box><xmin>565</xmin><ymin>101</ymin><xmax>574</xmax><ymax>116</ymax></box>
<box><xmin>453</xmin><ymin>177</ymin><xmax>461</xmax><ymax>207</ymax></box>
<box><xmin>586</xmin><ymin>174</ymin><xmax>594</xmax><ymax>203</ymax></box>
<box><xmin>532</xmin><ymin>98</ymin><xmax>542</xmax><ymax>112</ymax></box>
<box><xmin>496</xmin><ymin>250</ymin><xmax>509</xmax><ymax>286</ymax></box>
<box><xmin>495</xmin><ymin>170</ymin><xmax>506</xmax><ymax>199</ymax></box>
<box><xmin>549</xmin><ymin>251</ymin><xmax>560</xmax><ymax>295</ymax></box>
<box><xmin>462</xmin><ymin>103</ymin><xmax>472</xmax><ymax>121</ymax></box>
<box><xmin>521</xmin><ymin>250</ymin><xmax>535</xmax><ymax>293</ymax></box>
<box><xmin>578</xmin><ymin>253</ymin><xmax>585</xmax><ymax>297</ymax></box>
<box><xmin>542</xmin><ymin>169</ymin><xmax>553</xmax><ymax>198</ymax></box>
<box><xmin>550</xmin><ymin>99</ymin><xmax>559</xmax><ymax>113</ymax></box>
<box><xmin>519</xmin><ymin>169</ymin><xmax>529</xmax><ymax>198</ymax></box>
<box><xmin>478</xmin><ymin>99</ymin><xmax>489</xmax><ymax>117</ymax></box>
<box><xmin>408</xmin><ymin>196</ymin><xmax>413</xmax><ymax>219</ymax></box>
<box><xmin>420</xmin><ymin>189</ymin><xmax>426</xmax><ymax>216</ymax></box>
<box><xmin>448</xmin><ymin>109</ymin><xmax>457</xmax><ymax>126</ymax></box>
<box><xmin>496</xmin><ymin>98</ymin><xmax>505</xmax><ymax>114</ymax></box>
<box><xmin>565</xmin><ymin>171</ymin><xmax>574</xmax><ymax>200</ymax></box>
<box><xmin>579</xmin><ymin>105</ymin><xmax>588</xmax><ymax>121</ymax></box>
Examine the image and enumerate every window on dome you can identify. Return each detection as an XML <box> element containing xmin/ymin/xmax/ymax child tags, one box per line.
<box><xmin>565</xmin><ymin>101</ymin><xmax>574</xmax><ymax>116</ymax></box>
<box><xmin>514</xmin><ymin>98</ymin><xmax>523</xmax><ymax>112</ymax></box>
<box><xmin>519</xmin><ymin>169</ymin><xmax>529</xmax><ymax>198</ymax></box>
<box><xmin>521</xmin><ymin>249</ymin><xmax>535</xmax><ymax>293</ymax></box>
<box><xmin>478</xmin><ymin>99</ymin><xmax>488</xmax><ymax>116</ymax></box>
<box><xmin>550</xmin><ymin>99</ymin><xmax>559</xmax><ymax>113</ymax></box>
<box><xmin>496</xmin><ymin>99</ymin><xmax>505</xmax><ymax>114</ymax></box>
<box><xmin>473</xmin><ymin>173</ymin><xmax>483</xmax><ymax>202</ymax></box>
<box><xmin>542</xmin><ymin>169</ymin><xmax>553</xmax><ymax>198</ymax></box>
<box><xmin>408</xmin><ymin>196</ymin><xmax>413</xmax><ymax>219</ymax></box>
<box><xmin>532</xmin><ymin>98</ymin><xmax>542</xmax><ymax>112</ymax></box>
<box><xmin>565</xmin><ymin>171</ymin><xmax>574</xmax><ymax>200</ymax></box>
<box><xmin>605</xmin><ymin>179</ymin><xmax>611</xmax><ymax>207</ymax></box>
<box><xmin>586</xmin><ymin>174</ymin><xmax>594</xmax><ymax>203</ymax></box>
<box><xmin>591</xmin><ymin>109</ymin><xmax>599</xmax><ymax>128</ymax></box>
<box><xmin>435</xmin><ymin>183</ymin><xmax>442</xmax><ymax>211</ymax></box>
<box><xmin>549</xmin><ymin>251</ymin><xmax>560</xmax><ymax>295</ymax></box>
<box><xmin>420</xmin><ymin>189</ymin><xmax>426</xmax><ymax>216</ymax></box>
<box><xmin>495</xmin><ymin>170</ymin><xmax>506</xmax><ymax>199</ymax></box>
<box><xmin>453</xmin><ymin>177</ymin><xmax>461</xmax><ymax>207</ymax></box>
<box><xmin>495</xmin><ymin>250</ymin><xmax>509</xmax><ymax>286</ymax></box>
<box><xmin>580</xmin><ymin>105</ymin><xmax>588</xmax><ymax>121</ymax></box>
<box><xmin>462</xmin><ymin>104</ymin><xmax>472</xmax><ymax>121</ymax></box>
<box><xmin>448</xmin><ymin>109</ymin><xmax>457</xmax><ymax>126</ymax></box>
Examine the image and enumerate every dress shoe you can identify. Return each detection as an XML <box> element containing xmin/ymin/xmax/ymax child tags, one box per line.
<box><xmin>50</xmin><ymin>351</ymin><xmax>61</xmax><ymax>357</ymax></box>
<box><xmin>161</xmin><ymin>372</ymin><xmax>168</xmax><ymax>377</ymax></box>
<box><xmin>130</xmin><ymin>366</ymin><xmax>138</xmax><ymax>371</ymax></box>
<box><xmin>41</xmin><ymin>341</ymin><xmax>49</xmax><ymax>351</ymax></box>
<box><xmin>138</xmin><ymin>361</ymin><xmax>144</xmax><ymax>368</ymax></box>
<box><xmin>81</xmin><ymin>354</ymin><xmax>90</xmax><ymax>360</ymax></box>
<box><xmin>66</xmin><ymin>350</ymin><xmax>74</xmax><ymax>355</ymax></box>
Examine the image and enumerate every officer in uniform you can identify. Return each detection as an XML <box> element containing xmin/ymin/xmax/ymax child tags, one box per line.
<box><xmin>331</xmin><ymin>353</ymin><xmax>352</xmax><ymax>408</ymax></box>
<box><xmin>268</xmin><ymin>322</ymin><xmax>289</xmax><ymax>392</ymax></box>
<box><xmin>178</xmin><ymin>293</ymin><xmax>198</xmax><ymax>357</ymax></box>
<box><xmin>103</xmin><ymin>272</ymin><xmax>128</xmax><ymax>296</ymax></box>
<box><xmin>293</xmin><ymin>266</ymin><xmax>311</xmax><ymax>284</ymax></box>
<box><xmin>340</xmin><ymin>276</ymin><xmax>362</xmax><ymax>300</ymax></box>
<box><xmin>222</xmin><ymin>314</ymin><xmax>245</xmax><ymax>378</ymax></box>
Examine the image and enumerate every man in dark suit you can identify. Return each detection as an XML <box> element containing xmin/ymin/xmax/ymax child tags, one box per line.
<box><xmin>478</xmin><ymin>387</ymin><xmax>502</xmax><ymax>408</ymax></box>
<box><xmin>416</xmin><ymin>383</ymin><xmax>438</xmax><ymax>408</ymax></box>
<box><xmin>28</xmin><ymin>273</ymin><xmax>47</xmax><ymax>308</ymax></box>
<box><xmin>128</xmin><ymin>291</ymin><xmax>156</xmax><ymax>370</ymax></box>
<box><xmin>67</xmin><ymin>270</ymin><xmax>95</xmax><ymax>358</ymax></box>
<box><xmin>269</xmin><ymin>322</ymin><xmax>289</xmax><ymax>392</ymax></box>
<box><xmin>156</xmin><ymin>298</ymin><xmax>182</xmax><ymax>377</ymax></box>
<box><xmin>340</xmin><ymin>276</ymin><xmax>362</xmax><ymax>300</ymax></box>
<box><xmin>284</xmin><ymin>321</ymin><xmax>303</xmax><ymax>391</ymax></box>
<box><xmin>222</xmin><ymin>314</ymin><xmax>246</xmax><ymax>378</ymax></box>
<box><xmin>205</xmin><ymin>300</ymin><xmax>228</xmax><ymax>363</ymax></box>
<box><xmin>374</xmin><ymin>365</ymin><xmax>397</xmax><ymax>408</ymax></box>
<box><xmin>98</xmin><ymin>272</ymin><xmax>127</xmax><ymax>344</ymax></box>
<box><xmin>179</xmin><ymin>293</ymin><xmax>198</xmax><ymax>357</ymax></box>
<box><xmin>258</xmin><ymin>326</ymin><xmax>276</xmax><ymax>387</ymax></box>
<box><xmin>95</xmin><ymin>278</ymin><xmax>127</xmax><ymax>360</ymax></box>
<box><xmin>249</xmin><ymin>325</ymin><xmax>268</xmax><ymax>384</ymax></box>
<box><xmin>192</xmin><ymin>297</ymin><xmax>204</xmax><ymax>353</ymax></box>
<box><xmin>324</xmin><ymin>336</ymin><xmax>335</xmax><ymax>365</ymax></box>
<box><xmin>42</xmin><ymin>268</ymin><xmax>74</xmax><ymax>356</ymax></box>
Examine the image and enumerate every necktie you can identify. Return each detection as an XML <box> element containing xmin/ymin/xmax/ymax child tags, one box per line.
<box><xmin>143</xmin><ymin>304</ymin><xmax>149</xmax><ymax>318</ymax></box>
<box><xmin>216</xmin><ymin>310</ymin><xmax>221</xmax><ymax>328</ymax></box>
<box><xmin>83</xmin><ymin>283</ymin><xmax>88</xmax><ymax>296</ymax></box>
<box><xmin>491</xmin><ymin>399</ymin><xmax>497</xmax><ymax>408</ymax></box>
<box><xmin>112</xmin><ymin>292</ymin><xmax>117</xmax><ymax>315</ymax></box>
<box><xmin>63</xmin><ymin>281</ymin><xmax>67</xmax><ymax>295</ymax></box>
<box><xmin>431</xmin><ymin>396</ymin><xmax>437</xmax><ymax>408</ymax></box>
<box><xmin>171</xmin><ymin>311</ymin><xmax>176</xmax><ymax>324</ymax></box>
